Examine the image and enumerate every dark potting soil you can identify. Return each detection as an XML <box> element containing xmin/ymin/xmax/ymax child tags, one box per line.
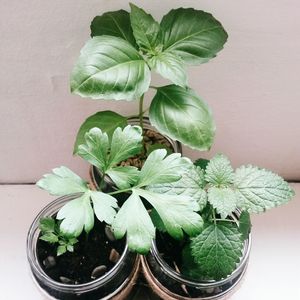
<box><xmin>37</xmin><ymin>217</ymin><xmax>125</xmax><ymax>284</ymax></box>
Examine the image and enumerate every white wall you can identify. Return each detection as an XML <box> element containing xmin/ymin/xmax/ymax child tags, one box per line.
<box><xmin>1</xmin><ymin>0</ymin><xmax>299</xmax><ymax>183</ymax></box>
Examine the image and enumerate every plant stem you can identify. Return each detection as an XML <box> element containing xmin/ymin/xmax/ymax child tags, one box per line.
<box><xmin>139</xmin><ymin>94</ymin><xmax>145</xmax><ymax>131</ymax></box>
<box><xmin>108</xmin><ymin>188</ymin><xmax>133</xmax><ymax>195</ymax></box>
<box><xmin>215</xmin><ymin>219</ymin><xmax>236</xmax><ymax>223</ymax></box>
<box><xmin>149</xmin><ymin>85</ymin><xmax>158</xmax><ymax>90</ymax></box>
<box><xmin>212</xmin><ymin>209</ymin><xmax>217</xmax><ymax>225</ymax></box>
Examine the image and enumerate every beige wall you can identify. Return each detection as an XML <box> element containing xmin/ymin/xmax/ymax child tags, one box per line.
<box><xmin>1</xmin><ymin>0</ymin><xmax>299</xmax><ymax>183</ymax></box>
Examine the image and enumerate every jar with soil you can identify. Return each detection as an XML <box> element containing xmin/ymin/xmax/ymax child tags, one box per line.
<box><xmin>89</xmin><ymin>116</ymin><xmax>182</xmax><ymax>191</ymax></box>
<box><xmin>27</xmin><ymin>194</ymin><xmax>139</xmax><ymax>300</ymax></box>
<box><xmin>141</xmin><ymin>210</ymin><xmax>251</xmax><ymax>300</ymax></box>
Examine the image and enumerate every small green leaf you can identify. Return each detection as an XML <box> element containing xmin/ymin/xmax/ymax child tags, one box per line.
<box><xmin>239</xmin><ymin>211</ymin><xmax>251</xmax><ymax>241</ymax></box>
<box><xmin>69</xmin><ymin>238</ymin><xmax>78</xmax><ymax>245</ymax></box>
<box><xmin>135</xmin><ymin>188</ymin><xmax>203</xmax><ymax>240</ymax></box>
<box><xmin>205</xmin><ymin>154</ymin><xmax>234</xmax><ymax>187</ymax></box>
<box><xmin>66</xmin><ymin>245</ymin><xmax>74</xmax><ymax>252</ymax></box>
<box><xmin>106</xmin><ymin>166</ymin><xmax>140</xmax><ymax>189</ymax></box>
<box><xmin>70</xmin><ymin>36</ymin><xmax>151</xmax><ymax>101</ymax></box>
<box><xmin>191</xmin><ymin>222</ymin><xmax>243</xmax><ymax>280</ymax></box>
<box><xmin>208</xmin><ymin>187</ymin><xmax>237</xmax><ymax>219</ymax></box>
<box><xmin>234</xmin><ymin>165</ymin><xmax>295</xmax><ymax>213</ymax></box>
<box><xmin>57</xmin><ymin>193</ymin><xmax>94</xmax><ymax>237</ymax></box>
<box><xmin>39</xmin><ymin>233</ymin><xmax>59</xmax><ymax>244</ymax></box>
<box><xmin>137</xmin><ymin>149</ymin><xmax>191</xmax><ymax>187</ymax></box>
<box><xmin>91</xmin><ymin>10</ymin><xmax>137</xmax><ymax>48</ymax></box>
<box><xmin>194</xmin><ymin>158</ymin><xmax>210</xmax><ymax>170</ymax></box>
<box><xmin>36</xmin><ymin>166</ymin><xmax>88</xmax><ymax>196</ymax></box>
<box><xmin>149</xmin><ymin>52</ymin><xmax>187</xmax><ymax>87</ymax></box>
<box><xmin>39</xmin><ymin>217</ymin><xmax>56</xmax><ymax>233</ymax></box>
<box><xmin>112</xmin><ymin>191</ymin><xmax>155</xmax><ymax>254</ymax></box>
<box><xmin>73</xmin><ymin>111</ymin><xmax>127</xmax><ymax>154</ymax></box>
<box><xmin>149</xmin><ymin>85</ymin><xmax>215</xmax><ymax>151</ymax></box>
<box><xmin>130</xmin><ymin>3</ymin><xmax>162</xmax><ymax>52</ymax></box>
<box><xmin>57</xmin><ymin>245</ymin><xmax>67</xmax><ymax>256</ymax></box>
<box><xmin>90</xmin><ymin>192</ymin><xmax>118</xmax><ymax>224</ymax></box>
<box><xmin>161</xmin><ymin>8</ymin><xmax>228</xmax><ymax>64</ymax></box>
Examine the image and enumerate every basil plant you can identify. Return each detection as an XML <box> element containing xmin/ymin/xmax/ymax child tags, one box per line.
<box><xmin>71</xmin><ymin>3</ymin><xmax>228</xmax><ymax>153</ymax></box>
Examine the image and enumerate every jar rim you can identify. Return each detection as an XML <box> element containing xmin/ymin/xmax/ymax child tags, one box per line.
<box><xmin>26</xmin><ymin>194</ymin><xmax>130</xmax><ymax>292</ymax></box>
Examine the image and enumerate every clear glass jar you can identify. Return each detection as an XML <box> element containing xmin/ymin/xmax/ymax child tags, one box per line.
<box><xmin>142</xmin><ymin>210</ymin><xmax>251</xmax><ymax>300</ymax></box>
<box><xmin>90</xmin><ymin>116</ymin><xmax>182</xmax><ymax>191</ymax></box>
<box><xmin>26</xmin><ymin>194</ymin><xmax>139</xmax><ymax>300</ymax></box>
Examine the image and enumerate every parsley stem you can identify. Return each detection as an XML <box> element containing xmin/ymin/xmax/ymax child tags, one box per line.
<box><xmin>108</xmin><ymin>188</ymin><xmax>132</xmax><ymax>195</ymax></box>
<box><xmin>212</xmin><ymin>209</ymin><xmax>217</xmax><ymax>225</ymax></box>
<box><xmin>215</xmin><ymin>219</ymin><xmax>236</xmax><ymax>223</ymax></box>
<box><xmin>139</xmin><ymin>94</ymin><xmax>145</xmax><ymax>131</ymax></box>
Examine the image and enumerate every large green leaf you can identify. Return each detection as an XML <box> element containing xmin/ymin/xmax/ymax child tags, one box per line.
<box><xmin>70</xmin><ymin>36</ymin><xmax>151</xmax><ymax>101</ymax></box>
<box><xmin>160</xmin><ymin>8</ymin><xmax>228</xmax><ymax>64</ymax></box>
<box><xmin>129</xmin><ymin>3</ymin><xmax>162</xmax><ymax>53</ymax></box>
<box><xmin>205</xmin><ymin>154</ymin><xmax>234</xmax><ymax>187</ymax></box>
<box><xmin>234</xmin><ymin>165</ymin><xmax>295</xmax><ymax>213</ymax></box>
<box><xmin>239</xmin><ymin>211</ymin><xmax>251</xmax><ymax>241</ymax></box>
<box><xmin>57</xmin><ymin>193</ymin><xmax>94</xmax><ymax>237</ymax></box>
<box><xmin>112</xmin><ymin>191</ymin><xmax>155</xmax><ymax>253</ymax></box>
<box><xmin>36</xmin><ymin>166</ymin><xmax>88</xmax><ymax>196</ymax></box>
<box><xmin>149</xmin><ymin>52</ymin><xmax>187</xmax><ymax>87</ymax></box>
<box><xmin>149</xmin><ymin>85</ymin><xmax>215</xmax><ymax>151</ymax></box>
<box><xmin>191</xmin><ymin>222</ymin><xmax>243</xmax><ymax>280</ymax></box>
<box><xmin>135</xmin><ymin>188</ymin><xmax>203</xmax><ymax>240</ymax></box>
<box><xmin>137</xmin><ymin>149</ymin><xmax>191</xmax><ymax>187</ymax></box>
<box><xmin>73</xmin><ymin>111</ymin><xmax>127</xmax><ymax>154</ymax></box>
<box><xmin>91</xmin><ymin>10</ymin><xmax>137</xmax><ymax>48</ymax></box>
<box><xmin>106</xmin><ymin>166</ymin><xmax>139</xmax><ymax>189</ymax></box>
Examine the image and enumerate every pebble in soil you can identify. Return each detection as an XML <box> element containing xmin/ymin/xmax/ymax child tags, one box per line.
<box><xmin>37</xmin><ymin>219</ymin><xmax>125</xmax><ymax>284</ymax></box>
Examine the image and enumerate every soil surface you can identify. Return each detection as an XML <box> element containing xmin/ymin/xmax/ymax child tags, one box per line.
<box><xmin>37</xmin><ymin>217</ymin><xmax>125</xmax><ymax>284</ymax></box>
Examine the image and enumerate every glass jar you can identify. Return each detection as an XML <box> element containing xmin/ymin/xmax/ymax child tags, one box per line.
<box><xmin>89</xmin><ymin>116</ymin><xmax>182</xmax><ymax>191</ymax></box>
<box><xmin>142</xmin><ymin>210</ymin><xmax>251</xmax><ymax>300</ymax></box>
<box><xmin>26</xmin><ymin>194</ymin><xmax>139</xmax><ymax>300</ymax></box>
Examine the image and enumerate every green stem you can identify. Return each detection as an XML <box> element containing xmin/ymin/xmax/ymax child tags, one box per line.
<box><xmin>108</xmin><ymin>188</ymin><xmax>133</xmax><ymax>196</ymax></box>
<box><xmin>139</xmin><ymin>94</ymin><xmax>145</xmax><ymax>131</ymax></box>
<box><xmin>215</xmin><ymin>219</ymin><xmax>236</xmax><ymax>223</ymax></box>
<box><xmin>212</xmin><ymin>209</ymin><xmax>217</xmax><ymax>225</ymax></box>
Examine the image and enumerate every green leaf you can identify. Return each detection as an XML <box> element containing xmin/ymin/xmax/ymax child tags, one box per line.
<box><xmin>194</xmin><ymin>158</ymin><xmax>210</xmax><ymax>170</ymax></box>
<box><xmin>108</xmin><ymin>125</ymin><xmax>143</xmax><ymax>166</ymax></box>
<box><xmin>135</xmin><ymin>188</ymin><xmax>203</xmax><ymax>240</ymax></box>
<box><xmin>150</xmin><ymin>209</ymin><xmax>167</xmax><ymax>232</ymax></box>
<box><xmin>39</xmin><ymin>233</ymin><xmax>59</xmax><ymax>244</ymax></box>
<box><xmin>77</xmin><ymin>128</ymin><xmax>109</xmax><ymax>171</ymax></box>
<box><xmin>234</xmin><ymin>165</ymin><xmax>295</xmax><ymax>213</ymax></box>
<box><xmin>191</xmin><ymin>222</ymin><xmax>243</xmax><ymax>280</ymax></box>
<box><xmin>66</xmin><ymin>245</ymin><xmax>74</xmax><ymax>252</ymax></box>
<box><xmin>149</xmin><ymin>85</ymin><xmax>215</xmax><ymax>151</ymax></box>
<box><xmin>39</xmin><ymin>217</ymin><xmax>56</xmax><ymax>233</ymax></box>
<box><xmin>36</xmin><ymin>166</ymin><xmax>88</xmax><ymax>196</ymax></box>
<box><xmin>148</xmin><ymin>165</ymin><xmax>207</xmax><ymax>211</ymax></box>
<box><xmin>90</xmin><ymin>191</ymin><xmax>118</xmax><ymax>224</ymax></box>
<box><xmin>239</xmin><ymin>211</ymin><xmax>251</xmax><ymax>241</ymax></box>
<box><xmin>137</xmin><ymin>149</ymin><xmax>191</xmax><ymax>187</ymax></box>
<box><xmin>149</xmin><ymin>52</ymin><xmax>187</xmax><ymax>87</ymax></box>
<box><xmin>205</xmin><ymin>154</ymin><xmax>234</xmax><ymax>187</ymax></box>
<box><xmin>70</xmin><ymin>36</ymin><xmax>151</xmax><ymax>101</ymax></box>
<box><xmin>106</xmin><ymin>166</ymin><xmax>139</xmax><ymax>189</ymax></box>
<box><xmin>160</xmin><ymin>8</ymin><xmax>228</xmax><ymax>64</ymax></box>
<box><xmin>91</xmin><ymin>10</ymin><xmax>137</xmax><ymax>48</ymax></box>
<box><xmin>129</xmin><ymin>3</ymin><xmax>162</xmax><ymax>52</ymax></box>
<box><xmin>208</xmin><ymin>187</ymin><xmax>237</xmax><ymax>219</ymax></box>
<box><xmin>57</xmin><ymin>245</ymin><xmax>67</xmax><ymax>256</ymax></box>
<box><xmin>112</xmin><ymin>191</ymin><xmax>155</xmax><ymax>254</ymax></box>
<box><xmin>73</xmin><ymin>111</ymin><xmax>127</xmax><ymax>154</ymax></box>
<box><xmin>181</xmin><ymin>244</ymin><xmax>203</xmax><ymax>280</ymax></box>
<box><xmin>57</xmin><ymin>193</ymin><xmax>94</xmax><ymax>237</ymax></box>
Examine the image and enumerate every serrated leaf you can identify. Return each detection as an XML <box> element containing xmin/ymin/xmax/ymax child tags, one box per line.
<box><xmin>135</xmin><ymin>188</ymin><xmax>203</xmax><ymax>240</ymax></box>
<box><xmin>234</xmin><ymin>165</ymin><xmax>295</xmax><ymax>213</ymax></box>
<box><xmin>161</xmin><ymin>8</ymin><xmax>228</xmax><ymax>64</ymax></box>
<box><xmin>137</xmin><ymin>149</ymin><xmax>191</xmax><ymax>187</ymax></box>
<box><xmin>191</xmin><ymin>222</ymin><xmax>243</xmax><ymax>280</ymax></box>
<box><xmin>39</xmin><ymin>217</ymin><xmax>56</xmax><ymax>233</ymax></box>
<box><xmin>148</xmin><ymin>165</ymin><xmax>207</xmax><ymax>210</ymax></box>
<box><xmin>106</xmin><ymin>166</ymin><xmax>139</xmax><ymax>189</ymax></box>
<box><xmin>57</xmin><ymin>245</ymin><xmax>67</xmax><ymax>256</ymax></box>
<box><xmin>149</xmin><ymin>52</ymin><xmax>187</xmax><ymax>87</ymax></box>
<box><xmin>90</xmin><ymin>191</ymin><xmax>118</xmax><ymax>224</ymax></box>
<box><xmin>57</xmin><ymin>193</ymin><xmax>94</xmax><ymax>237</ymax></box>
<box><xmin>112</xmin><ymin>191</ymin><xmax>155</xmax><ymax>254</ymax></box>
<box><xmin>73</xmin><ymin>111</ymin><xmax>127</xmax><ymax>154</ymax></box>
<box><xmin>39</xmin><ymin>233</ymin><xmax>59</xmax><ymax>244</ymax></box>
<box><xmin>205</xmin><ymin>154</ymin><xmax>234</xmax><ymax>187</ymax></box>
<box><xmin>130</xmin><ymin>3</ymin><xmax>162</xmax><ymax>52</ymax></box>
<box><xmin>70</xmin><ymin>36</ymin><xmax>151</xmax><ymax>101</ymax></box>
<box><xmin>239</xmin><ymin>211</ymin><xmax>251</xmax><ymax>241</ymax></box>
<box><xmin>149</xmin><ymin>85</ymin><xmax>215</xmax><ymax>151</ymax></box>
<box><xmin>208</xmin><ymin>187</ymin><xmax>237</xmax><ymax>219</ymax></box>
<box><xmin>91</xmin><ymin>10</ymin><xmax>137</xmax><ymax>48</ymax></box>
<box><xmin>36</xmin><ymin>166</ymin><xmax>88</xmax><ymax>196</ymax></box>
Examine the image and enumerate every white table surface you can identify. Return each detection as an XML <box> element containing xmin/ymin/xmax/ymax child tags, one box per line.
<box><xmin>1</xmin><ymin>184</ymin><xmax>299</xmax><ymax>300</ymax></box>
